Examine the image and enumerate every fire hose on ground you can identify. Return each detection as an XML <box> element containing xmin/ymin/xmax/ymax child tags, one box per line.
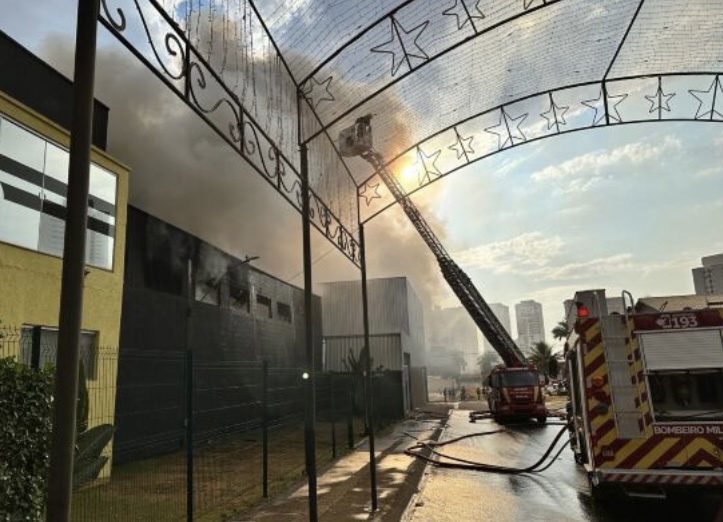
<box><xmin>404</xmin><ymin>421</ymin><xmax>571</xmax><ymax>474</ymax></box>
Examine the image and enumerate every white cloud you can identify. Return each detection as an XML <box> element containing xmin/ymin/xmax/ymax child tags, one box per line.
<box><xmin>695</xmin><ymin>165</ymin><xmax>723</xmax><ymax>178</ymax></box>
<box><xmin>557</xmin><ymin>204</ymin><xmax>590</xmax><ymax>215</ymax></box>
<box><xmin>531</xmin><ymin>136</ymin><xmax>682</xmax><ymax>182</ymax></box>
<box><xmin>453</xmin><ymin>232</ymin><xmax>564</xmax><ymax>272</ymax></box>
<box><xmin>526</xmin><ymin>254</ymin><xmax>635</xmax><ymax>281</ymax></box>
<box><xmin>553</xmin><ymin>175</ymin><xmax>605</xmax><ymax>195</ymax></box>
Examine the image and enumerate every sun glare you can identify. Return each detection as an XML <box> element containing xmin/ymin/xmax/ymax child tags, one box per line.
<box><xmin>399</xmin><ymin>164</ymin><xmax>418</xmax><ymax>184</ymax></box>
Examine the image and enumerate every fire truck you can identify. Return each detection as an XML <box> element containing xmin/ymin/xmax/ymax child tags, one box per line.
<box><xmin>565</xmin><ymin>289</ymin><xmax>723</xmax><ymax>498</ymax></box>
<box><xmin>486</xmin><ymin>364</ymin><xmax>547</xmax><ymax>423</ymax></box>
<box><xmin>339</xmin><ymin>116</ymin><xmax>546</xmax><ymax>422</ymax></box>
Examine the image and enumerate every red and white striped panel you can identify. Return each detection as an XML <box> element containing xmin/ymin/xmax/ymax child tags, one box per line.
<box><xmin>602</xmin><ymin>472</ymin><xmax>723</xmax><ymax>486</ymax></box>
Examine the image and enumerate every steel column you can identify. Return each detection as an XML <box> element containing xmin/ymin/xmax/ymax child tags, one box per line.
<box><xmin>360</xmin><ymin>224</ymin><xmax>378</xmax><ymax>512</ymax></box>
<box><xmin>301</xmin><ymin>142</ymin><xmax>318</xmax><ymax>522</ymax></box>
<box><xmin>46</xmin><ymin>1</ymin><xmax>100</xmax><ymax>519</ymax></box>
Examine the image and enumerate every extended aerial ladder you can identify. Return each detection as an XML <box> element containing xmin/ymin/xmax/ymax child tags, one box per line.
<box><xmin>339</xmin><ymin>116</ymin><xmax>527</xmax><ymax>368</ymax></box>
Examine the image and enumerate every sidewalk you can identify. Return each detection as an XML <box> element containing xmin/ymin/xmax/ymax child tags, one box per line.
<box><xmin>234</xmin><ymin>403</ymin><xmax>451</xmax><ymax>521</ymax></box>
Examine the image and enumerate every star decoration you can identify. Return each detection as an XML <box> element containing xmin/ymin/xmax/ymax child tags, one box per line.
<box><xmin>449</xmin><ymin>133</ymin><xmax>474</xmax><ymax>160</ymax></box>
<box><xmin>443</xmin><ymin>0</ymin><xmax>485</xmax><ymax>31</ymax></box>
<box><xmin>416</xmin><ymin>147</ymin><xmax>442</xmax><ymax>185</ymax></box>
<box><xmin>582</xmin><ymin>90</ymin><xmax>627</xmax><ymax>125</ymax></box>
<box><xmin>485</xmin><ymin>109</ymin><xmax>528</xmax><ymax>149</ymax></box>
<box><xmin>302</xmin><ymin>76</ymin><xmax>335</xmax><ymax>109</ymax></box>
<box><xmin>645</xmin><ymin>85</ymin><xmax>675</xmax><ymax>114</ymax></box>
<box><xmin>606</xmin><ymin>93</ymin><xmax>627</xmax><ymax>123</ymax></box>
<box><xmin>358</xmin><ymin>182</ymin><xmax>382</xmax><ymax>206</ymax></box>
<box><xmin>689</xmin><ymin>77</ymin><xmax>723</xmax><ymax>120</ymax></box>
<box><xmin>371</xmin><ymin>18</ymin><xmax>430</xmax><ymax>77</ymax></box>
<box><xmin>540</xmin><ymin>99</ymin><xmax>569</xmax><ymax>130</ymax></box>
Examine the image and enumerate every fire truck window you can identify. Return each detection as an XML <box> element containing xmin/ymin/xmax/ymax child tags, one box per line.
<box><xmin>649</xmin><ymin>374</ymin><xmax>666</xmax><ymax>403</ymax></box>
<box><xmin>500</xmin><ymin>372</ymin><xmax>539</xmax><ymax>387</ymax></box>
<box><xmin>696</xmin><ymin>372</ymin><xmax>723</xmax><ymax>405</ymax></box>
<box><xmin>672</xmin><ymin>374</ymin><xmax>694</xmax><ymax>407</ymax></box>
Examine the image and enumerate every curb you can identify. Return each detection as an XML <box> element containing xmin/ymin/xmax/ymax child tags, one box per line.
<box><xmin>399</xmin><ymin>408</ymin><xmax>452</xmax><ymax>522</ymax></box>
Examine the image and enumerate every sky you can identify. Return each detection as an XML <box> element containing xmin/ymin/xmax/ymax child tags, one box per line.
<box><xmin>2</xmin><ymin>0</ymin><xmax>722</xmax><ymax>354</ymax></box>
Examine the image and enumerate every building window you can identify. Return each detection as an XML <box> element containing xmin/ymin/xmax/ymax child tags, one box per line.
<box><xmin>195</xmin><ymin>279</ymin><xmax>220</xmax><ymax>305</ymax></box>
<box><xmin>256</xmin><ymin>294</ymin><xmax>272</xmax><ymax>319</ymax></box>
<box><xmin>277</xmin><ymin>302</ymin><xmax>292</xmax><ymax>323</ymax></box>
<box><xmin>19</xmin><ymin>326</ymin><xmax>98</xmax><ymax>379</ymax></box>
<box><xmin>230</xmin><ymin>285</ymin><xmax>250</xmax><ymax>312</ymax></box>
<box><xmin>0</xmin><ymin>115</ymin><xmax>117</xmax><ymax>270</ymax></box>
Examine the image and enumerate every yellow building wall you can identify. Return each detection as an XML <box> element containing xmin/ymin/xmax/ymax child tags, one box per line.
<box><xmin>0</xmin><ymin>90</ymin><xmax>129</xmax><ymax>479</ymax></box>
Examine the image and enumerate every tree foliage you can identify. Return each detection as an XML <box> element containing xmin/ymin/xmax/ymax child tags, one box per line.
<box><xmin>551</xmin><ymin>320</ymin><xmax>571</xmax><ymax>341</ymax></box>
<box><xmin>0</xmin><ymin>357</ymin><xmax>53</xmax><ymax>521</ymax></box>
<box><xmin>527</xmin><ymin>341</ymin><xmax>562</xmax><ymax>379</ymax></box>
<box><xmin>73</xmin><ymin>361</ymin><xmax>114</xmax><ymax>490</ymax></box>
<box><xmin>477</xmin><ymin>350</ymin><xmax>502</xmax><ymax>378</ymax></box>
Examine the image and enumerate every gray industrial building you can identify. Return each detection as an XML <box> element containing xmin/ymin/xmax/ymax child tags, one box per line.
<box><xmin>319</xmin><ymin>277</ymin><xmax>428</xmax><ymax>410</ymax></box>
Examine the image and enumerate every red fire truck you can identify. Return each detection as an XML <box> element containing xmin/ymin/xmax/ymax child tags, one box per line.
<box><xmin>486</xmin><ymin>364</ymin><xmax>547</xmax><ymax>423</ymax></box>
<box><xmin>565</xmin><ymin>289</ymin><xmax>723</xmax><ymax>498</ymax></box>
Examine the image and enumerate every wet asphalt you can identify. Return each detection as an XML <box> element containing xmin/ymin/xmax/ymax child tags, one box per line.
<box><xmin>405</xmin><ymin>400</ymin><xmax>723</xmax><ymax>522</ymax></box>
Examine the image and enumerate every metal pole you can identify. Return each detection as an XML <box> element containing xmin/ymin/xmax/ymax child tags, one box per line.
<box><xmin>186</xmin><ymin>258</ymin><xmax>194</xmax><ymax>522</ymax></box>
<box><xmin>31</xmin><ymin>325</ymin><xmax>42</xmax><ymax>370</ymax></box>
<box><xmin>300</xmin><ymin>142</ymin><xmax>318</xmax><ymax>521</ymax></box>
<box><xmin>185</xmin><ymin>349</ymin><xmax>194</xmax><ymax>522</ymax></box>
<box><xmin>359</xmin><ymin>224</ymin><xmax>378</xmax><ymax>512</ymax></box>
<box><xmin>262</xmin><ymin>360</ymin><xmax>269</xmax><ymax>498</ymax></box>
<box><xmin>330</xmin><ymin>374</ymin><xmax>337</xmax><ymax>459</ymax></box>
<box><xmin>46</xmin><ymin>1</ymin><xmax>100</xmax><ymax>519</ymax></box>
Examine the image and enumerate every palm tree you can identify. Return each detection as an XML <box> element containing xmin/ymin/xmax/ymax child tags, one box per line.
<box><xmin>551</xmin><ymin>320</ymin><xmax>571</xmax><ymax>341</ymax></box>
<box><xmin>527</xmin><ymin>341</ymin><xmax>562</xmax><ymax>380</ymax></box>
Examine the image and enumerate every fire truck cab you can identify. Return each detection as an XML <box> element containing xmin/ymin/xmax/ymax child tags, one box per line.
<box><xmin>487</xmin><ymin>365</ymin><xmax>547</xmax><ymax>423</ymax></box>
<box><xmin>565</xmin><ymin>289</ymin><xmax>723</xmax><ymax>498</ymax></box>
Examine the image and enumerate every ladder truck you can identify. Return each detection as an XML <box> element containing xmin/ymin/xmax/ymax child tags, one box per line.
<box><xmin>339</xmin><ymin>116</ymin><xmax>546</xmax><ymax>422</ymax></box>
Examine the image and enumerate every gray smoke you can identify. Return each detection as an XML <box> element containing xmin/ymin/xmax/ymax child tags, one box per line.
<box><xmin>39</xmin><ymin>31</ymin><xmax>451</xmax><ymax>319</ymax></box>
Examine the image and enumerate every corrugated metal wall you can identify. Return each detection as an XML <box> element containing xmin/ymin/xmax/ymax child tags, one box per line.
<box><xmin>320</xmin><ymin>278</ymin><xmax>411</xmax><ymax>336</ymax></box>
<box><xmin>323</xmin><ymin>334</ymin><xmax>403</xmax><ymax>372</ymax></box>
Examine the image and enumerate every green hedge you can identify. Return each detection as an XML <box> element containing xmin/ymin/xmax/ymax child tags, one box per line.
<box><xmin>0</xmin><ymin>357</ymin><xmax>53</xmax><ymax>522</ymax></box>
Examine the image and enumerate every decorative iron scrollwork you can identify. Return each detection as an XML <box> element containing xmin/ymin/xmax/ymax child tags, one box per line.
<box><xmin>99</xmin><ymin>0</ymin><xmax>361</xmax><ymax>267</ymax></box>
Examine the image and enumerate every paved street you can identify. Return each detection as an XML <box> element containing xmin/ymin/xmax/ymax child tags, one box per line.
<box><xmin>405</xmin><ymin>402</ymin><xmax>723</xmax><ymax>522</ymax></box>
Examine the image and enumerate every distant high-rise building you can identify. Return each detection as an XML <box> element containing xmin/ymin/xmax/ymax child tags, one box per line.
<box><xmin>692</xmin><ymin>254</ymin><xmax>723</xmax><ymax>295</ymax></box>
<box><xmin>515</xmin><ymin>300</ymin><xmax>545</xmax><ymax>351</ymax></box>
<box><xmin>483</xmin><ymin>302</ymin><xmax>511</xmax><ymax>352</ymax></box>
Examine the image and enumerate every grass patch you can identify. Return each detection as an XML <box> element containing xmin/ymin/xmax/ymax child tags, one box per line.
<box><xmin>71</xmin><ymin>418</ymin><xmax>366</xmax><ymax>522</ymax></box>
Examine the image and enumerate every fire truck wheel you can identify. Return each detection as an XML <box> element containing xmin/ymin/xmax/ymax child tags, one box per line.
<box><xmin>536</xmin><ymin>415</ymin><xmax>547</xmax><ymax>424</ymax></box>
<box><xmin>588</xmin><ymin>479</ymin><xmax>612</xmax><ymax>501</ymax></box>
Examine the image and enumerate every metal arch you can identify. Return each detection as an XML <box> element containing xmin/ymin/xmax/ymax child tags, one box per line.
<box><xmin>99</xmin><ymin>0</ymin><xmax>362</xmax><ymax>267</ymax></box>
<box><xmin>357</xmin><ymin>72</ymin><xmax>723</xmax><ymax>223</ymax></box>
<box><xmin>301</xmin><ymin>0</ymin><xmax>563</xmax><ymax>144</ymax></box>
